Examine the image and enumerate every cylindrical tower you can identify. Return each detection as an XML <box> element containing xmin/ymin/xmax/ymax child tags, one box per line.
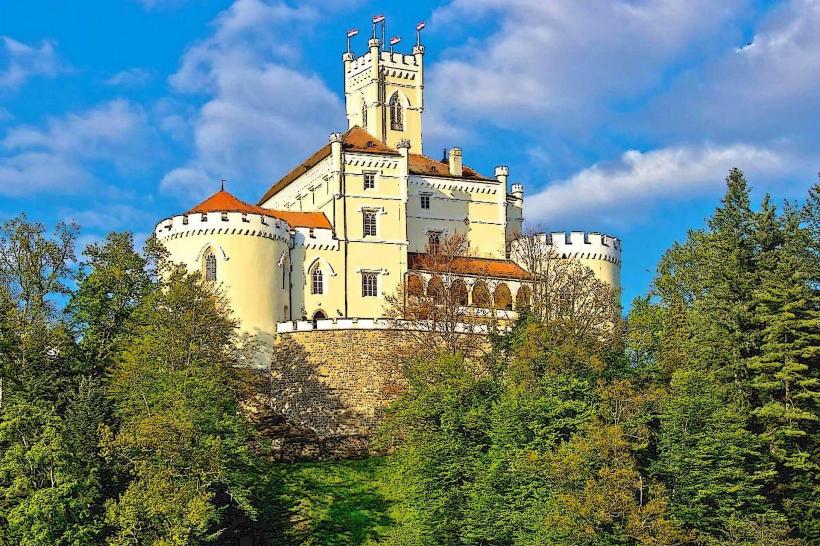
<box><xmin>546</xmin><ymin>231</ymin><xmax>622</xmax><ymax>291</ymax></box>
<box><xmin>154</xmin><ymin>190</ymin><xmax>292</xmax><ymax>365</ymax></box>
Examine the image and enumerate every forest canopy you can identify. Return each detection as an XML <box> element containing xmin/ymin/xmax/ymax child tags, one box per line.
<box><xmin>0</xmin><ymin>170</ymin><xmax>817</xmax><ymax>545</ymax></box>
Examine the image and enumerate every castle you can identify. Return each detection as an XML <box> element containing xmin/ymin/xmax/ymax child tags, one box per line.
<box><xmin>154</xmin><ymin>26</ymin><xmax>622</xmax><ymax>362</ymax></box>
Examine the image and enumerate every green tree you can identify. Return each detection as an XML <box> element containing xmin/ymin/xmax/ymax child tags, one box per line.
<box><xmin>102</xmin><ymin>264</ymin><xmax>259</xmax><ymax>545</ymax></box>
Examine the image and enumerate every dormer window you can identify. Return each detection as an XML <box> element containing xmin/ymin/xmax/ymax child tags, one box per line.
<box><xmin>389</xmin><ymin>92</ymin><xmax>403</xmax><ymax>131</ymax></box>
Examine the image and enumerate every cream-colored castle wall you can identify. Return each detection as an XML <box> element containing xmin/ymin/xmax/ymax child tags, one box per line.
<box><xmin>407</xmin><ymin>175</ymin><xmax>507</xmax><ymax>258</ymax></box>
<box><xmin>344</xmin><ymin>42</ymin><xmax>424</xmax><ymax>153</ymax></box>
<box><xmin>154</xmin><ymin>212</ymin><xmax>291</xmax><ymax>366</ymax></box>
<box><xmin>259</xmin><ymin>155</ymin><xmax>334</xmax><ymax>217</ymax></box>
<box><xmin>337</xmin><ymin>151</ymin><xmax>408</xmax><ymax>317</ymax></box>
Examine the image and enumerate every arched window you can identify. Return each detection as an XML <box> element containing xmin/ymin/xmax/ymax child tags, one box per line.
<box><xmin>311</xmin><ymin>267</ymin><xmax>324</xmax><ymax>295</ymax></box>
<box><xmin>428</xmin><ymin>231</ymin><xmax>441</xmax><ymax>254</ymax></box>
<box><xmin>203</xmin><ymin>249</ymin><xmax>217</xmax><ymax>282</ymax></box>
<box><xmin>389</xmin><ymin>92</ymin><xmax>403</xmax><ymax>131</ymax></box>
<box><xmin>515</xmin><ymin>285</ymin><xmax>532</xmax><ymax>309</ymax></box>
<box><xmin>471</xmin><ymin>280</ymin><xmax>491</xmax><ymax>308</ymax></box>
<box><xmin>451</xmin><ymin>279</ymin><xmax>468</xmax><ymax>306</ymax></box>
<box><xmin>494</xmin><ymin>283</ymin><xmax>513</xmax><ymax>310</ymax></box>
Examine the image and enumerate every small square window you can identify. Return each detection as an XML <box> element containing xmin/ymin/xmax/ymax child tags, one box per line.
<box><xmin>362</xmin><ymin>272</ymin><xmax>378</xmax><ymax>297</ymax></box>
<box><xmin>364</xmin><ymin>172</ymin><xmax>376</xmax><ymax>190</ymax></box>
<box><xmin>420</xmin><ymin>194</ymin><xmax>430</xmax><ymax>209</ymax></box>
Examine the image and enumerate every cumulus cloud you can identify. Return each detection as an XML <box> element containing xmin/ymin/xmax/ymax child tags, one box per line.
<box><xmin>161</xmin><ymin>0</ymin><xmax>344</xmax><ymax>198</ymax></box>
<box><xmin>0</xmin><ymin>100</ymin><xmax>153</xmax><ymax>195</ymax></box>
<box><xmin>428</xmin><ymin>0</ymin><xmax>746</xmax><ymax>129</ymax></box>
<box><xmin>644</xmin><ymin>0</ymin><xmax>820</xmax><ymax>149</ymax></box>
<box><xmin>0</xmin><ymin>36</ymin><xmax>60</xmax><ymax>90</ymax></box>
<box><xmin>525</xmin><ymin>143</ymin><xmax>804</xmax><ymax>228</ymax></box>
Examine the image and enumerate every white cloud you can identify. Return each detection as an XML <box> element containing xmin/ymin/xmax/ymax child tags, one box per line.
<box><xmin>428</xmin><ymin>0</ymin><xmax>746</xmax><ymax>130</ymax></box>
<box><xmin>525</xmin><ymin>143</ymin><xmax>804</xmax><ymax>228</ymax></box>
<box><xmin>0</xmin><ymin>36</ymin><xmax>60</xmax><ymax>90</ymax></box>
<box><xmin>644</xmin><ymin>0</ymin><xmax>820</xmax><ymax>148</ymax></box>
<box><xmin>105</xmin><ymin>68</ymin><xmax>152</xmax><ymax>87</ymax></box>
<box><xmin>162</xmin><ymin>0</ymin><xmax>344</xmax><ymax>198</ymax></box>
<box><xmin>0</xmin><ymin>100</ymin><xmax>153</xmax><ymax>195</ymax></box>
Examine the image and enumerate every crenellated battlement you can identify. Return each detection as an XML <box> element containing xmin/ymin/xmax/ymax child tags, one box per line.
<box><xmin>515</xmin><ymin>231</ymin><xmax>622</xmax><ymax>265</ymax></box>
<box><xmin>155</xmin><ymin>211</ymin><xmax>293</xmax><ymax>242</ymax></box>
<box><xmin>545</xmin><ymin>231</ymin><xmax>621</xmax><ymax>264</ymax></box>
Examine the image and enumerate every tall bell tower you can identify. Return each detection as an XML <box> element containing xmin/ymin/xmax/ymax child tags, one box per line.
<box><xmin>343</xmin><ymin>35</ymin><xmax>424</xmax><ymax>154</ymax></box>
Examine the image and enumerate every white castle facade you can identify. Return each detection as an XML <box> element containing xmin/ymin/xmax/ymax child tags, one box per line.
<box><xmin>154</xmin><ymin>29</ymin><xmax>621</xmax><ymax>351</ymax></box>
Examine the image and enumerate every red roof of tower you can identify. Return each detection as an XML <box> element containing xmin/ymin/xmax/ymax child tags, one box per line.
<box><xmin>187</xmin><ymin>190</ymin><xmax>332</xmax><ymax>230</ymax></box>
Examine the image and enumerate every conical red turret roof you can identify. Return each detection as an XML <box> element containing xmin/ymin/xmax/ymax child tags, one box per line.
<box><xmin>186</xmin><ymin>190</ymin><xmax>332</xmax><ymax>230</ymax></box>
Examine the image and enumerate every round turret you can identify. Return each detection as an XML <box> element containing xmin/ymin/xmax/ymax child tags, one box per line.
<box><xmin>155</xmin><ymin>190</ymin><xmax>293</xmax><ymax>365</ymax></box>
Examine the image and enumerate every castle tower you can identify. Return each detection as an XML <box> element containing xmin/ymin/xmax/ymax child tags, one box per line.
<box><xmin>343</xmin><ymin>36</ymin><xmax>424</xmax><ymax>154</ymax></box>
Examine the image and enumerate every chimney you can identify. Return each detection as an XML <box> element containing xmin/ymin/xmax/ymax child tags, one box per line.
<box><xmin>448</xmin><ymin>147</ymin><xmax>463</xmax><ymax>177</ymax></box>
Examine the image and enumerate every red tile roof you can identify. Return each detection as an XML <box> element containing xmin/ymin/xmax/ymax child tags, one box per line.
<box><xmin>408</xmin><ymin>252</ymin><xmax>530</xmax><ymax>280</ymax></box>
<box><xmin>408</xmin><ymin>153</ymin><xmax>492</xmax><ymax>181</ymax></box>
<box><xmin>257</xmin><ymin>127</ymin><xmax>494</xmax><ymax>204</ymax></box>
<box><xmin>187</xmin><ymin>190</ymin><xmax>332</xmax><ymax>230</ymax></box>
<box><xmin>257</xmin><ymin>127</ymin><xmax>399</xmax><ymax>205</ymax></box>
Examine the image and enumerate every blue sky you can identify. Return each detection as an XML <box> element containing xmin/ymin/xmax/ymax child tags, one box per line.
<box><xmin>1</xmin><ymin>0</ymin><xmax>818</xmax><ymax>307</ymax></box>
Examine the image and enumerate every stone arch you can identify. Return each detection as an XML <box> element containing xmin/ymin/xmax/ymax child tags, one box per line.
<box><xmin>515</xmin><ymin>285</ymin><xmax>532</xmax><ymax>309</ymax></box>
<box><xmin>306</xmin><ymin>257</ymin><xmax>336</xmax><ymax>277</ymax></box>
<box><xmin>451</xmin><ymin>278</ymin><xmax>468</xmax><ymax>306</ymax></box>
<box><xmin>427</xmin><ymin>275</ymin><xmax>443</xmax><ymax>298</ymax></box>
<box><xmin>195</xmin><ymin>241</ymin><xmax>228</xmax><ymax>262</ymax></box>
<box><xmin>494</xmin><ymin>283</ymin><xmax>513</xmax><ymax>310</ymax></box>
<box><xmin>471</xmin><ymin>280</ymin><xmax>491</xmax><ymax>308</ymax></box>
<box><xmin>407</xmin><ymin>273</ymin><xmax>425</xmax><ymax>296</ymax></box>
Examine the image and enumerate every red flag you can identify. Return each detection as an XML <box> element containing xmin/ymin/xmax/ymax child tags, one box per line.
<box><xmin>416</xmin><ymin>21</ymin><xmax>426</xmax><ymax>31</ymax></box>
<box><xmin>389</xmin><ymin>36</ymin><xmax>401</xmax><ymax>46</ymax></box>
<box><xmin>372</xmin><ymin>15</ymin><xmax>385</xmax><ymax>24</ymax></box>
<box><xmin>347</xmin><ymin>28</ymin><xmax>359</xmax><ymax>38</ymax></box>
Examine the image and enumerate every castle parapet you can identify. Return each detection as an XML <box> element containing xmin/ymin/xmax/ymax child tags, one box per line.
<box><xmin>545</xmin><ymin>231</ymin><xmax>621</xmax><ymax>265</ymax></box>
<box><xmin>155</xmin><ymin>211</ymin><xmax>292</xmax><ymax>242</ymax></box>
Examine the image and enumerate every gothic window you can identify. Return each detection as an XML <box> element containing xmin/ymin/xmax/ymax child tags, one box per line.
<box><xmin>389</xmin><ymin>92</ymin><xmax>403</xmax><ymax>131</ymax></box>
<box><xmin>203</xmin><ymin>249</ymin><xmax>217</xmax><ymax>282</ymax></box>
<box><xmin>420</xmin><ymin>193</ymin><xmax>430</xmax><ymax>210</ymax></box>
<box><xmin>363</xmin><ymin>211</ymin><xmax>377</xmax><ymax>237</ymax></box>
<box><xmin>311</xmin><ymin>267</ymin><xmax>324</xmax><ymax>295</ymax></box>
<box><xmin>364</xmin><ymin>172</ymin><xmax>376</xmax><ymax>190</ymax></box>
<box><xmin>362</xmin><ymin>272</ymin><xmax>378</xmax><ymax>297</ymax></box>
<box><xmin>428</xmin><ymin>231</ymin><xmax>441</xmax><ymax>254</ymax></box>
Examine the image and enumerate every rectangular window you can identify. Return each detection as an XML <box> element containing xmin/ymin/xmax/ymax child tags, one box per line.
<box><xmin>363</xmin><ymin>211</ymin><xmax>377</xmax><ymax>237</ymax></box>
<box><xmin>363</xmin><ymin>172</ymin><xmax>376</xmax><ymax>190</ymax></box>
<box><xmin>362</xmin><ymin>272</ymin><xmax>378</xmax><ymax>297</ymax></box>
<box><xmin>420</xmin><ymin>194</ymin><xmax>430</xmax><ymax>209</ymax></box>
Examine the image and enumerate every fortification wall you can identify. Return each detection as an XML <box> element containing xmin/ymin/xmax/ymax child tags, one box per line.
<box><xmin>251</xmin><ymin>328</ymin><xmax>406</xmax><ymax>460</ymax></box>
<box><xmin>250</xmin><ymin>323</ymin><xmax>488</xmax><ymax>460</ymax></box>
